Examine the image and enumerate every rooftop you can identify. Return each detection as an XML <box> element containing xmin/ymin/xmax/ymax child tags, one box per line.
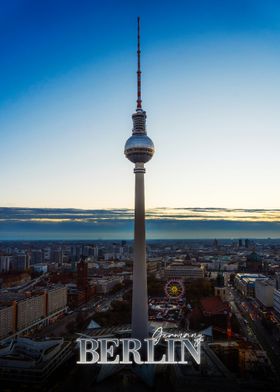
<box><xmin>0</xmin><ymin>337</ymin><xmax>67</xmax><ymax>368</ymax></box>
<box><xmin>200</xmin><ymin>296</ymin><xmax>228</xmax><ymax>316</ymax></box>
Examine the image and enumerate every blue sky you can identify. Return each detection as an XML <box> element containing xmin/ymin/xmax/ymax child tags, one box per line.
<box><xmin>1</xmin><ymin>0</ymin><xmax>280</xmax><ymax>212</ymax></box>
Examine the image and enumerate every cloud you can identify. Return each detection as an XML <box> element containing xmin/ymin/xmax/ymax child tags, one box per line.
<box><xmin>0</xmin><ymin>207</ymin><xmax>280</xmax><ymax>239</ymax></box>
<box><xmin>1</xmin><ymin>207</ymin><xmax>280</xmax><ymax>222</ymax></box>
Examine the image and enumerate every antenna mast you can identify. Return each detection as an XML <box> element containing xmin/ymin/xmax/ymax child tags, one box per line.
<box><xmin>137</xmin><ymin>16</ymin><xmax>142</xmax><ymax>110</ymax></box>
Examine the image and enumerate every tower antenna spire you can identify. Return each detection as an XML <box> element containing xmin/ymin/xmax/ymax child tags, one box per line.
<box><xmin>137</xmin><ymin>16</ymin><xmax>142</xmax><ymax>110</ymax></box>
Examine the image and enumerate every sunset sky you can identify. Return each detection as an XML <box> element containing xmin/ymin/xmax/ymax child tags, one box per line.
<box><xmin>1</xmin><ymin>1</ymin><xmax>280</xmax><ymax>228</ymax></box>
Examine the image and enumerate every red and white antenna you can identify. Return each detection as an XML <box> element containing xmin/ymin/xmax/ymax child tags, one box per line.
<box><xmin>136</xmin><ymin>16</ymin><xmax>142</xmax><ymax>110</ymax></box>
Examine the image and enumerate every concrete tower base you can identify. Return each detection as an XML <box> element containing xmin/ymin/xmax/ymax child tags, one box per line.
<box><xmin>132</xmin><ymin>162</ymin><xmax>149</xmax><ymax>341</ymax></box>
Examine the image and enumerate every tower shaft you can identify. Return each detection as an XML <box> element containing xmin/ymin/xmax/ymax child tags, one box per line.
<box><xmin>132</xmin><ymin>162</ymin><xmax>149</xmax><ymax>340</ymax></box>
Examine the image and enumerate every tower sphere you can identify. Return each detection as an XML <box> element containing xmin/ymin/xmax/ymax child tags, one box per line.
<box><xmin>124</xmin><ymin>15</ymin><xmax>154</xmax><ymax>166</ymax></box>
<box><xmin>124</xmin><ymin>133</ymin><xmax>154</xmax><ymax>163</ymax></box>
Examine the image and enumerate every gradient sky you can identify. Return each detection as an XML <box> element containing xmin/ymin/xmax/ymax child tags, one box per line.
<box><xmin>1</xmin><ymin>0</ymin><xmax>280</xmax><ymax>210</ymax></box>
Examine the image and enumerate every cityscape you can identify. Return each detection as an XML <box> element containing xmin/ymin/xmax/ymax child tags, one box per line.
<box><xmin>1</xmin><ymin>1</ymin><xmax>280</xmax><ymax>391</ymax></box>
<box><xmin>1</xmin><ymin>239</ymin><xmax>280</xmax><ymax>390</ymax></box>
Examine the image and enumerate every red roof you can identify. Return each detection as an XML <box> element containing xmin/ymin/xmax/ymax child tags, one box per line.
<box><xmin>200</xmin><ymin>296</ymin><xmax>228</xmax><ymax>316</ymax></box>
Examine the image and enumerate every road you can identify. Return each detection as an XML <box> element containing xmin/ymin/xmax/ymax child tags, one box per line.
<box><xmin>0</xmin><ymin>273</ymin><xmax>49</xmax><ymax>293</ymax></box>
<box><xmin>36</xmin><ymin>287</ymin><xmax>131</xmax><ymax>337</ymax></box>
<box><xmin>228</xmin><ymin>287</ymin><xmax>257</xmax><ymax>344</ymax></box>
<box><xmin>229</xmin><ymin>286</ymin><xmax>280</xmax><ymax>379</ymax></box>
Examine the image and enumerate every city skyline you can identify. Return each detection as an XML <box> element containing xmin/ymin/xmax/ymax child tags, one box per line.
<box><xmin>1</xmin><ymin>1</ymin><xmax>280</xmax><ymax>211</ymax></box>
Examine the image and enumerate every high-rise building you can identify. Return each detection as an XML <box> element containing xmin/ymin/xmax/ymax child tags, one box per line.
<box><xmin>255</xmin><ymin>280</ymin><xmax>274</xmax><ymax>307</ymax></box>
<box><xmin>50</xmin><ymin>248</ymin><xmax>62</xmax><ymax>264</ymax></box>
<box><xmin>93</xmin><ymin>245</ymin><xmax>99</xmax><ymax>259</ymax></box>
<box><xmin>0</xmin><ymin>305</ymin><xmax>15</xmax><ymax>339</ymax></box>
<box><xmin>16</xmin><ymin>295</ymin><xmax>46</xmax><ymax>331</ymax></box>
<box><xmin>0</xmin><ymin>286</ymin><xmax>68</xmax><ymax>340</ymax></box>
<box><xmin>213</xmin><ymin>239</ymin><xmax>218</xmax><ymax>248</ymax></box>
<box><xmin>43</xmin><ymin>247</ymin><xmax>51</xmax><ymax>261</ymax></box>
<box><xmin>275</xmin><ymin>272</ymin><xmax>280</xmax><ymax>290</ymax></box>
<box><xmin>0</xmin><ymin>255</ymin><xmax>13</xmax><ymax>272</ymax></box>
<box><xmin>46</xmin><ymin>286</ymin><xmax>67</xmax><ymax>316</ymax></box>
<box><xmin>77</xmin><ymin>257</ymin><xmax>88</xmax><ymax>290</ymax></box>
<box><xmin>70</xmin><ymin>245</ymin><xmax>83</xmax><ymax>262</ymax></box>
<box><xmin>273</xmin><ymin>289</ymin><xmax>280</xmax><ymax>315</ymax></box>
<box><xmin>30</xmin><ymin>249</ymin><xmax>43</xmax><ymax>265</ymax></box>
<box><xmin>124</xmin><ymin>17</ymin><xmax>155</xmax><ymax>341</ymax></box>
<box><xmin>11</xmin><ymin>253</ymin><xmax>29</xmax><ymax>272</ymax></box>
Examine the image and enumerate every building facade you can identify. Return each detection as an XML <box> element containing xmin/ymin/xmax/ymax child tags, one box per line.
<box><xmin>0</xmin><ymin>285</ymin><xmax>68</xmax><ymax>340</ymax></box>
<box><xmin>255</xmin><ymin>279</ymin><xmax>274</xmax><ymax>307</ymax></box>
<box><xmin>0</xmin><ymin>305</ymin><xmax>14</xmax><ymax>339</ymax></box>
<box><xmin>273</xmin><ymin>289</ymin><xmax>280</xmax><ymax>315</ymax></box>
<box><xmin>94</xmin><ymin>277</ymin><xmax>123</xmax><ymax>294</ymax></box>
<box><xmin>0</xmin><ymin>255</ymin><xmax>13</xmax><ymax>272</ymax></box>
<box><xmin>165</xmin><ymin>263</ymin><xmax>204</xmax><ymax>281</ymax></box>
<box><xmin>17</xmin><ymin>295</ymin><xmax>46</xmax><ymax>330</ymax></box>
<box><xmin>234</xmin><ymin>273</ymin><xmax>268</xmax><ymax>297</ymax></box>
<box><xmin>46</xmin><ymin>286</ymin><xmax>67</xmax><ymax>315</ymax></box>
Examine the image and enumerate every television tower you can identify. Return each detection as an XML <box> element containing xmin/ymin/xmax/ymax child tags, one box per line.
<box><xmin>124</xmin><ymin>17</ymin><xmax>155</xmax><ymax>341</ymax></box>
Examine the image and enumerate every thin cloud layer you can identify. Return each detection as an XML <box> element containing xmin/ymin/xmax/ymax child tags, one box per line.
<box><xmin>1</xmin><ymin>207</ymin><xmax>280</xmax><ymax>222</ymax></box>
<box><xmin>0</xmin><ymin>207</ymin><xmax>280</xmax><ymax>239</ymax></box>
